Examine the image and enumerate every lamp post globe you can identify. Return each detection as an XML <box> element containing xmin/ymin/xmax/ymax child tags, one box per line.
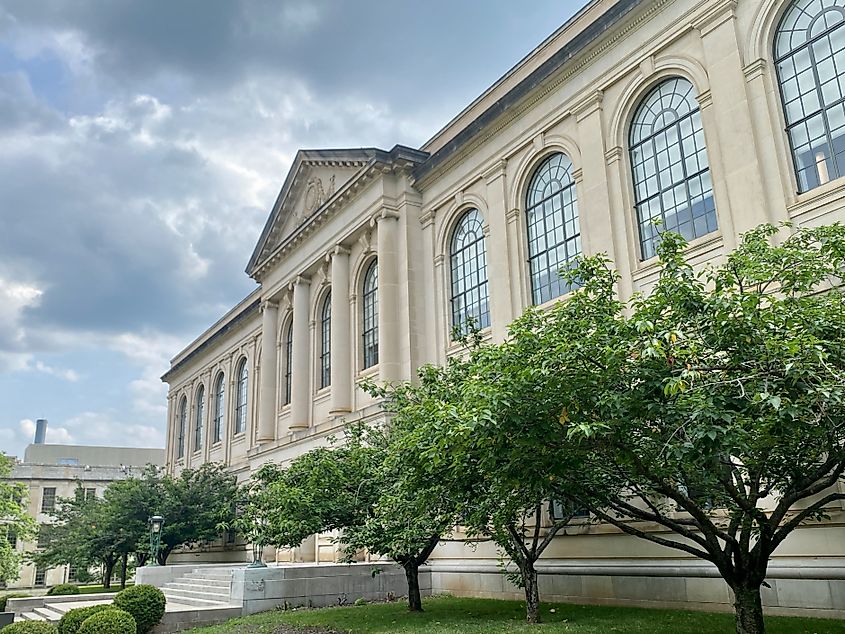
<box><xmin>147</xmin><ymin>515</ymin><xmax>165</xmax><ymax>567</ymax></box>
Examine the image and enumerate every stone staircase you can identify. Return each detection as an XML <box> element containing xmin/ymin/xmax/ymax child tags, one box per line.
<box><xmin>160</xmin><ymin>567</ymin><xmax>236</xmax><ymax>608</ymax></box>
<box><xmin>19</xmin><ymin>599</ymin><xmax>111</xmax><ymax>623</ymax></box>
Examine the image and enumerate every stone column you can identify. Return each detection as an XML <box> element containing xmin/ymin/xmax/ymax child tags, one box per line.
<box><xmin>574</xmin><ymin>91</ymin><xmax>633</xmax><ymax>303</ymax></box>
<box><xmin>257</xmin><ymin>301</ymin><xmax>278</xmax><ymax>443</ymax></box>
<box><xmin>376</xmin><ymin>210</ymin><xmax>402</xmax><ymax>383</ymax></box>
<box><xmin>289</xmin><ymin>276</ymin><xmax>311</xmax><ymax>429</ymax></box>
<box><xmin>330</xmin><ymin>246</ymin><xmax>352</xmax><ymax>414</ymax></box>
<box><xmin>695</xmin><ymin>5</ymin><xmax>769</xmax><ymax>234</ymax></box>
<box><xmin>483</xmin><ymin>160</ymin><xmax>515</xmax><ymax>342</ymax></box>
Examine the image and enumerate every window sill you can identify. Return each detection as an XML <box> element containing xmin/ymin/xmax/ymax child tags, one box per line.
<box><xmin>358</xmin><ymin>365</ymin><xmax>379</xmax><ymax>380</ymax></box>
<box><xmin>632</xmin><ymin>232</ymin><xmax>723</xmax><ymax>282</ymax></box>
<box><xmin>788</xmin><ymin>177</ymin><xmax>845</xmax><ymax>220</ymax></box>
<box><xmin>445</xmin><ymin>327</ymin><xmax>492</xmax><ymax>357</ymax></box>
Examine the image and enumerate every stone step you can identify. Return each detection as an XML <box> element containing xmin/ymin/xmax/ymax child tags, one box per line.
<box><xmin>162</xmin><ymin>586</ymin><xmax>230</xmax><ymax>602</ymax></box>
<box><xmin>161</xmin><ymin>591</ymin><xmax>231</xmax><ymax>608</ymax></box>
<box><xmin>33</xmin><ymin>606</ymin><xmax>64</xmax><ymax>622</ymax></box>
<box><xmin>179</xmin><ymin>576</ymin><xmax>232</xmax><ymax>588</ymax></box>
<box><xmin>22</xmin><ymin>612</ymin><xmax>45</xmax><ymax>622</ymax></box>
<box><xmin>188</xmin><ymin>572</ymin><xmax>234</xmax><ymax>581</ymax></box>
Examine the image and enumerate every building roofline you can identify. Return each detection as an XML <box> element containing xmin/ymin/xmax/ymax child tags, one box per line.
<box><xmin>413</xmin><ymin>0</ymin><xmax>644</xmax><ymax>184</ymax></box>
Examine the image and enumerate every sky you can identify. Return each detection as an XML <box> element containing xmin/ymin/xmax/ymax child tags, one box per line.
<box><xmin>0</xmin><ymin>0</ymin><xmax>583</xmax><ymax>458</ymax></box>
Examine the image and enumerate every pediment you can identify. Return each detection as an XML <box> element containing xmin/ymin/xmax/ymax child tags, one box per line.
<box><xmin>247</xmin><ymin>149</ymin><xmax>378</xmax><ymax>276</ymax></box>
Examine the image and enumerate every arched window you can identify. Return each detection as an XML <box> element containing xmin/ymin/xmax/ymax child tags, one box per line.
<box><xmin>177</xmin><ymin>397</ymin><xmax>187</xmax><ymax>459</ymax></box>
<box><xmin>194</xmin><ymin>385</ymin><xmax>204</xmax><ymax>452</ymax></box>
<box><xmin>234</xmin><ymin>358</ymin><xmax>248</xmax><ymax>435</ymax></box>
<box><xmin>213</xmin><ymin>372</ymin><xmax>225</xmax><ymax>443</ymax></box>
<box><xmin>629</xmin><ymin>77</ymin><xmax>716</xmax><ymax>260</ymax></box>
<box><xmin>283</xmin><ymin>319</ymin><xmax>293</xmax><ymax>405</ymax></box>
<box><xmin>525</xmin><ymin>153</ymin><xmax>581</xmax><ymax>304</ymax></box>
<box><xmin>362</xmin><ymin>260</ymin><xmax>379</xmax><ymax>369</ymax></box>
<box><xmin>776</xmin><ymin>0</ymin><xmax>845</xmax><ymax>192</ymax></box>
<box><xmin>320</xmin><ymin>293</ymin><xmax>331</xmax><ymax>389</ymax></box>
<box><xmin>449</xmin><ymin>209</ymin><xmax>490</xmax><ymax>336</ymax></box>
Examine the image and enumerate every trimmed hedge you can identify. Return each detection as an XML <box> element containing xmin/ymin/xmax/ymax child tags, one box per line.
<box><xmin>58</xmin><ymin>605</ymin><xmax>112</xmax><ymax>634</ymax></box>
<box><xmin>1</xmin><ymin>622</ymin><xmax>58</xmax><ymax>633</ymax></box>
<box><xmin>78</xmin><ymin>609</ymin><xmax>136</xmax><ymax>634</ymax></box>
<box><xmin>0</xmin><ymin>594</ymin><xmax>29</xmax><ymax>612</ymax></box>
<box><xmin>112</xmin><ymin>585</ymin><xmax>165</xmax><ymax>634</ymax></box>
<box><xmin>46</xmin><ymin>584</ymin><xmax>80</xmax><ymax>597</ymax></box>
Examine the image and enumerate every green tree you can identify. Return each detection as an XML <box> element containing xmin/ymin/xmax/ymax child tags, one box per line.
<box><xmin>156</xmin><ymin>463</ymin><xmax>238</xmax><ymax>564</ymax></box>
<box><xmin>378</xmin><ymin>331</ymin><xmax>594</xmax><ymax>623</ymax></box>
<box><xmin>0</xmin><ymin>453</ymin><xmax>35</xmax><ymax>585</ymax></box>
<box><xmin>440</xmin><ymin>224</ymin><xmax>845</xmax><ymax>634</ymax></box>
<box><xmin>261</xmin><ymin>424</ymin><xmax>455</xmax><ymax>612</ymax></box>
<box><xmin>32</xmin><ymin>486</ymin><xmax>119</xmax><ymax>588</ymax></box>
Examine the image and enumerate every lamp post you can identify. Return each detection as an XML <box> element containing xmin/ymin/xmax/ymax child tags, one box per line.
<box><xmin>147</xmin><ymin>515</ymin><xmax>164</xmax><ymax>567</ymax></box>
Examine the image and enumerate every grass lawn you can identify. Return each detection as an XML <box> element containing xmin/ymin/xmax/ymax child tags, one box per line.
<box><xmin>185</xmin><ymin>596</ymin><xmax>845</xmax><ymax>633</ymax></box>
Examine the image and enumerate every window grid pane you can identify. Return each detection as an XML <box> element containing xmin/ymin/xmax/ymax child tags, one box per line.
<box><xmin>177</xmin><ymin>398</ymin><xmax>187</xmax><ymax>458</ymax></box>
<box><xmin>194</xmin><ymin>385</ymin><xmax>204</xmax><ymax>451</ymax></box>
<box><xmin>320</xmin><ymin>293</ymin><xmax>331</xmax><ymax>389</ymax></box>
<box><xmin>525</xmin><ymin>153</ymin><xmax>582</xmax><ymax>305</ymax></box>
<box><xmin>362</xmin><ymin>260</ymin><xmax>379</xmax><ymax>369</ymax></box>
<box><xmin>284</xmin><ymin>321</ymin><xmax>293</xmax><ymax>405</ymax></box>
<box><xmin>40</xmin><ymin>488</ymin><xmax>56</xmax><ymax>513</ymax></box>
<box><xmin>449</xmin><ymin>209</ymin><xmax>491</xmax><ymax>336</ymax></box>
<box><xmin>629</xmin><ymin>77</ymin><xmax>717</xmax><ymax>260</ymax></box>
<box><xmin>213</xmin><ymin>374</ymin><xmax>224</xmax><ymax>443</ymax></box>
<box><xmin>235</xmin><ymin>359</ymin><xmax>248</xmax><ymax>435</ymax></box>
<box><xmin>777</xmin><ymin>0</ymin><xmax>845</xmax><ymax>193</ymax></box>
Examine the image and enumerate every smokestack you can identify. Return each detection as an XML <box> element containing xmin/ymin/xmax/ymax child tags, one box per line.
<box><xmin>34</xmin><ymin>419</ymin><xmax>47</xmax><ymax>444</ymax></box>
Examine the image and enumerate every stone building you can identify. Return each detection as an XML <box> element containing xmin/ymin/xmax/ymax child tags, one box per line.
<box><xmin>162</xmin><ymin>0</ymin><xmax>845</xmax><ymax>617</ymax></box>
<box><xmin>2</xmin><ymin>422</ymin><xmax>164</xmax><ymax>589</ymax></box>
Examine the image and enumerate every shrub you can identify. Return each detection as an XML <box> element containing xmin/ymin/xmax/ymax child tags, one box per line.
<box><xmin>0</xmin><ymin>594</ymin><xmax>29</xmax><ymax>612</ymax></box>
<box><xmin>112</xmin><ymin>585</ymin><xmax>165</xmax><ymax>634</ymax></box>
<box><xmin>78</xmin><ymin>609</ymin><xmax>136</xmax><ymax>634</ymax></box>
<box><xmin>2</xmin><ymin>622</ymin><xmax>58</xmax><ymax>634</ymax></box>
<box><xmin>58</xmin><ymin>605</ymin><xmax>112</xmax><ymax>634</ymax></box>
<box><xmin>47</xmin><ymin>584</ymin><xmax>80</xmax><ymax>597</ymax></box>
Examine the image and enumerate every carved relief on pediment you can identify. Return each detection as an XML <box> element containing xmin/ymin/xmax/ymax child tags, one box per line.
<box><xmin>298</xmin><ymin>174</ymin><xmax>336</xmax><ymax>220</ymax></box>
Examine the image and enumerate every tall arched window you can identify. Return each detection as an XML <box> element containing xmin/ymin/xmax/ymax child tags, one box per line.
<box><xmin>283</xmin><ymin>319</ymin><xmax>293</xmax><ymax>405</ymax></box>
<box><xmin>194</xmin><ymin>385</ymin><xmax>204</xmax><ymax>452</ymax></box>
<box><xmin>525</xmin><ymin>153</ymin><xmax>581</xmax><ymax>305</ymax></box>
<box><xmin>213</xmin><ymin>372</ymin><xmax>225</xmax><ymax>443</ymax></box>
<box><xmin>177</xmin><ymin>397</ymin><xmax>187</xmax><ymax>459</ymax></box>
<box><xmin>776</xmin><ymin>0</ymin><xmax>845</xmax><ymax>192</ymax></box>
<box><xmin>320</xmin><ymin>293</ymin><xmax>331</xmax><ymax>389</ymax></box>
<box><xmin>362</xmin><ymin>260</ymin><xmax>379</xmax><ymax>369</ymax></box>
<box><xmin>449</xmin><ymin>209</ymin><xmax>490</xmax><ymax>336</ymax></box>
<box><xmin>234</xmin><ymin>358</ymin><xmax>248</xmax><ymax>435</ymax></box>
<box><xmin>629</xmin><ymin>77</ymin><xmax>716</xmax><ymax>260</ymax></box>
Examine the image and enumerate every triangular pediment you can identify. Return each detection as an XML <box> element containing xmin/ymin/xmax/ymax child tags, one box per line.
<box><xmin>246</xmin><ymin>148</ymin><xmax>379</xmax><ymax>277</ymax></box>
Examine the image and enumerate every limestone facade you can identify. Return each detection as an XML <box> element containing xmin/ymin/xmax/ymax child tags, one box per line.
<box><xmin>162</xmin><ymin>0</ymin><xmax>845</xmax><ymax>615</ymax></box>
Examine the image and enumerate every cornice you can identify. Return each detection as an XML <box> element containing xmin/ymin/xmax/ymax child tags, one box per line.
<box><xmin>692</xmin><ymin>0</ymin><xmax>737</xmax><ymax>39</ymax></box>
<box><xmin>412</xmin><ymin>0</ymin><xmax>672</xmax><ymax>189</ymax></box>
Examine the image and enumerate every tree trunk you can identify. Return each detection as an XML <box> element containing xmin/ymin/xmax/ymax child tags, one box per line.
<box><xmin>733</xmin><ymin>584</ymin><xmax>765</xmax><ymax>634</ymax></box>
<box><xmin>521</xmin><ymin>560</ymin><xmax>541</xmax><ymax>624</ymax></box>
<box><xmin>120</xmin><ymin>553</ymin><xmax>128</xmax><ymax>589</ymax></box>
<box><xmin>102</xmin><ymin>559</ymin><xmax>114</xmax><ymax>590</ymax></box>
<box><xmin>157</xmin><ymin>546</ymin><xmax>172</xmax><ymax>566</ymax></box>
<box><xmin>403</xmin><ymin>561</ymin><xmax>423</xmax><ymax>612</ymax></box>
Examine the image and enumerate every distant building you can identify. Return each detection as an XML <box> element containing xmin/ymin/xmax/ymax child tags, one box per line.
<box><xmin>2</xmin><ymin>420</ymin><xmax>164</xmax><ymax>589</ymax></box>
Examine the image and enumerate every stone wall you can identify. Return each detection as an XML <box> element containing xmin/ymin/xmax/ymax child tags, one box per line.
<box><xmin>232</xmin><ymin>563</ymin><xmax>427</xmax><ymax>615</ymax></box>
<box><xmin>429</xmin><ymin>558</ymin><xmax>845</xmax><ymax>620</ymax></box>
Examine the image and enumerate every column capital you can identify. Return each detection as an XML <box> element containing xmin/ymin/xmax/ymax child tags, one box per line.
<box><xmin>288</xmin><ymin>274</ymin><xmax>311</xmax><ymax>291</ymax></box>
<box><xmin>371</xmin><ymin>208</ymin><xmax>401</xmax><ymax>226</ymax></box>
<box><xmin>692</xmin><ymin>0</ymin><xmax>737</xmax><ymax>38</ymax></box>
<box><xmin>260</xmin><ymin>299</ymin><xmax>278</xmax><ymax>313</ymax></box>
<box><xmin>331</xmin><ymin>244</ymin><xmax>351</xmax><ymax>257</ymax></box>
